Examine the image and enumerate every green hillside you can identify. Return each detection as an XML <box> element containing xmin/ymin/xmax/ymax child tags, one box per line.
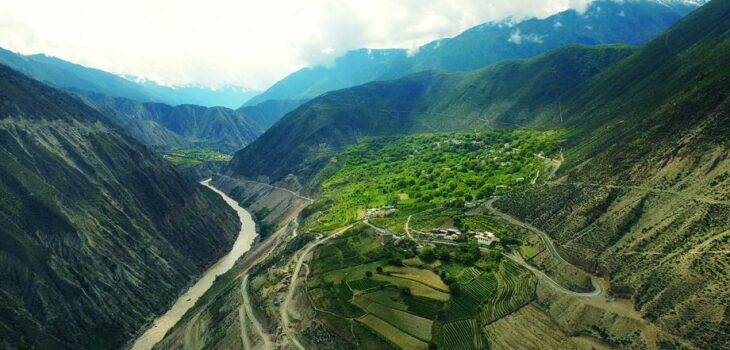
<box><xmin>494</xmin><ymin>0</ymin><xmax>730</xmax><ymax>347</ymax></box>
<box><xmin>245</xmin><ymin>0</ymin><xmax>697</xmax><ymax>106</ymax></box>
<box><xmin>227</xmin><ymin>45</ymin><xmax>634</xmax><ymax>189</ymax></box>
<box><xmin>0</xmin><ymin>64</ymin><xmax>240</xmax><ymax>349</ymax></box>
<box><xmin>222</xmin><ymin>1</ymin><xmax>729</xmax><ymax>348</ymax></box>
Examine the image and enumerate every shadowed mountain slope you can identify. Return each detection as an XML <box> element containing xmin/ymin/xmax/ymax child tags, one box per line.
<box><xmin>0</xmin><ymin>64</ymin><xmax>240</xmax><ymax>349</ymax></box>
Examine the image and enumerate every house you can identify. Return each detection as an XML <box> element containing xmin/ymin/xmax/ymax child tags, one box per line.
<box><xmin>465</xmin><ymin>202</ymin><xmax>476</xmax><ymax>208</ymax></box>
<box><xmin>447</xmin><ymin>228</ymin><xmax>461</xmax><ymax>235</ymax></box>
<box><xmin>474</xmin><ymin>231</ymin><xmax>498</xmax><ymax>246</ymax></box>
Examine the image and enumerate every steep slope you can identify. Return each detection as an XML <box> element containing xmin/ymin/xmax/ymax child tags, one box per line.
<box><xmin>82</xmin><ymin>94</ymin><xmax>263</xmax><ymax>153</ymax></box>
<box><xmin>245</xmin><ymin>0</ymin><xmax>698</xmax><ymax>105</ymax></box>
<box><xmin>494</xmin><ymin>0</ymin><xmax>730</xmax><ymax>347</ymax></box>
<box><xmin>227</xmin><ymin>45</ymin><xmax>634</xmax><ymax>188</ymax></box>
<box><xmin>237</xmin><ymin>98</ymin><xmax>308</xmax><ymax>129</ymax></box>
<box><xmin>0</xmin><ymin>47</ymin><xmax>258</xmax><ymax>108</ymax></box>
<box><xmin>0</xmin><ymin>64</ymin><xmax>240</xmax><ymax>349</ymax></box>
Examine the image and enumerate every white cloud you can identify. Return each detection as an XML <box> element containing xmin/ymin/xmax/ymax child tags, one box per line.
<box><xmin>508</xmin><ymin>29</ymin><xmax>545</xmax><ymax>45</ymax></box>
<box><xmin>0</xmin><ymin>0</ymin><xmax>594</xmax><ymax>89</ymax></box>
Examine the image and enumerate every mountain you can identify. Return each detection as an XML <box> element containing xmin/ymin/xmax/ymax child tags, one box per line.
<box><xmin>0</xmin><ymin>47</ymin><xmax>258</xmax><ymax>108</ymax></box>
<box><xmin>237</xmin><ymin>98</ymin><xmax>309</xmax><ymax>129</ymax></box>
<box><xmin>227</xmin><ymin>44</ymin><xmax>635</xmax><ymax>188</ymax></box>
<box><xmin>494</xmin><ymin>1</ymin><xmax>729</xmax><ymax>347</ymax></box>
<box><xmin>81</xmin><ymin>93</ymin><xmax>264</xmax><ymax>153</ymax></box>
<box><xmin>0</xmin><ymin>63</ymin><xmax>240</xmax><ymax>349</ymax></box>
<box><xmin>244</xmin><ymin>48</ymin><xmax>409</xmax><ymax>105</ymax></box>
<box><xmin>230</xmin><ymin>0</ymin><xmax>729</xmax><ymax>347</ymax></box>
<box><xmin>245</xmin><ymin>0</ymin><xmax>700</xmax><ymax>106</ymax></box>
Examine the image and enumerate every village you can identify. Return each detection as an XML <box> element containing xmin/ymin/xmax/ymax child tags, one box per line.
<box><xmin>365</xmin><ymin>205</ymin><xmax>499</xmax><ymax>246</ymax></box>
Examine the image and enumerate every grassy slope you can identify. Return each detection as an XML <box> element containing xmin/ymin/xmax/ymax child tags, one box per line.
<box><xmin>495</xmin><ymin>1</ymin><xmax>730</xmax><ymax>347</ymax></box>
<box><xmin>227</xmin><ymin>45</ymin><xmax>633</xmax><ymax>189</ymax></box>
<box><xmin>0</xmin><ymin>64</ymin><xmax>240</xmax><ymax>349</ymax></box>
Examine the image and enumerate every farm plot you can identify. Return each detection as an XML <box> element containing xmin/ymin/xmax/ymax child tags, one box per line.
<box><xmin>444</xmin><ymin>272</ymin><xmax>497</xmax><ymax>321</ymax></box>
<box><xmin>354</xmin><ymin>289</ymin><xmax>409</xmax><ymax>311</ymax></box>
<box><xmin>321</xmin><ymin>261</ymin><xmax>384</xmax><ymax>284</ymax></box>
<box><xmin>348</xmin><ymin>277</ymin><xmax>386</xmax><ymax>291</ymax></box>
<box><xmin>442</xmin><ymin>318</ymin><xmax>486</xmax><ymax>350</ymax></box>
<box><xmin>384</xmin><ymin>266</ymin><xmax>449</xmax><ymax>291</ymax></box>
<box><xmin>457</xmin><ymin>267</ymin><xmax>482</xmax><ymax>284</ymax></box>
<box><xmin>373</xmin><ymin>274</ymin><xmax>450</xmax><ymax>301</ymax></box>
<box><xmin>358</xmin><ymin>314</ymin><xmax>429</xmax><ymax>350</ymax></box>
<box><xmin>361</xmin><ymin>302</ymin><xmax>433</xmax><ymax>341</ymax></box>
<box><xmin>481</xmin><ymin>260</ymin><xmax>536</xmax><ymax>324</ymax></box>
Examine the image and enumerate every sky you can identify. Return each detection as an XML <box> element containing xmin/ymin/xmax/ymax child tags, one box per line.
<box><xmin>0</xmin><ymin>0</ymin><xmax>595</xmax><ymax>89</ymax></box>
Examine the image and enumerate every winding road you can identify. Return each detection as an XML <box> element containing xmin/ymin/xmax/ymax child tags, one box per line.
<box><xmin>240</xmin><ymin>274</ymin><xmax>273</xmax><ymax>350</ymax></box>
<box><xmin>280</xmin><ymin>225</ymin><xmax>351</xmax><ymax>349</ymax></box>
<box><xmin>485</xmin><ymin>198</ymin><xmax>602</xmax><ymax>296</ymax></box>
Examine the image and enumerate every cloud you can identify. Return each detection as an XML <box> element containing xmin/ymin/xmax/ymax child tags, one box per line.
<box><xmin>507</xmin><ymin>29</ymin><xmax>545</xmax><ymax>45</ymax></box>
<box><xmin>0</xmin><ymin>0</ymin><xmax>594</xmax><ymax>89</ymax></box>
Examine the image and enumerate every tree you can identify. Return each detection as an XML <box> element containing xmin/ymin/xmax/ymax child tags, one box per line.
<box><xmin>419</xmin><ymin>247</ymin><xmax>437</xmax><ymax>263</ymax></box>
<box><xmin>376</xmin><ymin>266</ymin><xmax>383</xmax><ymax>273</ymax></box>
<box><xmin>449</xmin><ymin>283</ymin><xmax>461</xmax><ymax>296</ymax></box>
<box><xmin>366</xmin><ymin>271</ymin><xmax>373</xmax><ymax>277</ymax></box>
<box><xmin>436</xmin><ymin>246</ymin><xmax>451</xmax><ymax>261</ymax></box>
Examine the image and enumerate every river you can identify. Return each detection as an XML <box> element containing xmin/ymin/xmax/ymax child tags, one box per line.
<box><xmin>130</xmin><ymin>179</ymin><xmax>258</xmax><ymax>350</ymax></box>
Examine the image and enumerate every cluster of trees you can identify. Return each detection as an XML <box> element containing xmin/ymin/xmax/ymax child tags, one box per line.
<box><xmin>309</xmin><ymin>130</ymin><xmax>561</xmax><ymax>231</ymax></box>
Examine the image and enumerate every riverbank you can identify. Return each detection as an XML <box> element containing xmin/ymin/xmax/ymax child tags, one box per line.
<box><xmin>130</xmin><ymin>179</ymin><xmax>258</xmax><ymax>350</ymax></box>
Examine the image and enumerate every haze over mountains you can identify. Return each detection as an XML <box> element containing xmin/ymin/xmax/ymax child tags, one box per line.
<box><xmin>0</xmin><ymin>0</ymin><xmax>726</xmax><ymax>349</ymax></box>
<box><xmin>245</xmin><ymin>0</ymin><xmax>699</xmax><ymax>106</ymax></box>
<box><xmin>0</xmin><ymin>47</ymin><xmax>259</xmax><ymax>109</ymax></box>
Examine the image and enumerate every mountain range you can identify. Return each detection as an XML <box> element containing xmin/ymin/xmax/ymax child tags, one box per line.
<box><xmin>0</xmin><ymin>47</ymin><xmax>259</xmax><ymax>108</ymax></box>
<box><xmin>81</xmin><ymin>93</ymin><xmax>263</xmax><ymax>153</ymax></box>
<box><xmin>0</xmin><ymin>63</ymin><xmax>241</xmax><ymax>348</ymax></box>
<box><xmin>245</xmin><ymin>0</ymin><xmax>701</xmax><ymax>106</ymax></box>
<box><xmin>225</xmin><ymin>0</ymin><xmax>729</xmax><ymax>347</ymax></box>
<box><xmin>227</xmin><ymin>44</ymin><xmax>636</xmax><ymax>187</ymax></box>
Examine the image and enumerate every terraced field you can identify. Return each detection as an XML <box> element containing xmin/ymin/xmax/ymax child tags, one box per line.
<box><xmin>373</xmin><ymin>274</ymin><xmax>451</xmax><ymax>301</ymax></box>
<box><xmin>384</xmin><ymin>266</ymin><xmax>449</xmax><ymax>291</ymax></box>
<box><xmin>481</xmin><ymin>259</ymin><xmax>537</xmax><ymax>324</ymax></box>
<box><xmin>442</xmin><ymin>318</ymin><xmax>486</xmax><ymax>350</ymax></box>
<box><xmin>444</xmin><ymin>272</ymin><xmax>497</xmax><ymax>320</ymax></box>
<box><xmin>347</xmin><ymin>277</ymin><xmax>386</xmax><ymax>291</ymax></box>
<box><xmin>457</xmin><ymin>267</ymin><xmax>482</xmax><ymax>283</ymax></box>
<box><xmin>358</xmin><ymin>302</ymin><xmax>433</xmax><ymax>341</ymax></box>
<box><xmin>484</xmin><ymin>304</ymin><xmax>610</xmax><ymax>350</ymax></box>
<box><xmin>357</xmin><ymin>314</ymin><xmax>429</xmax><ymax>350</ymax></box>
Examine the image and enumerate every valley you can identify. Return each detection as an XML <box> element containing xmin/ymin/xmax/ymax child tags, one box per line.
<box><xmin>131</xmin><ymin>180</ymin><xmax>258</xmax><ymax>350</ymax></box>
<box><xmin>0</xmin><ymin>0</ymin><xmax>727</xmax><ymax>349</ymax></box>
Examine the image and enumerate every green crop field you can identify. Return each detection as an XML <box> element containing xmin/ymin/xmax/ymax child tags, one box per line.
<box><xmin>359</xmin><ymin>302</ymin><xmax>434</xmax><ymax>341</ymax></box>
<box><xmin>373</xmin><ymin>274</ymin><xmax>451</xmax><ymax>302</ymax></box>
<box><xmin>481</xmin><ymin>260</ymin><xmax>537</xmax><ymax>324</ymax></box>
<box><xmin>442</xmin><ymin>319</ymin><xmax>486</xmax><ymax>350</ymax></box>
<box><xmin>358</xmin><ymin>314</ymin><xmax>429</xmax><ymax>350</ymax></box>
<box><xmin>444</xmin><ymin>272</ymin><xmax>497</xmax><ymax>321</ymax></box>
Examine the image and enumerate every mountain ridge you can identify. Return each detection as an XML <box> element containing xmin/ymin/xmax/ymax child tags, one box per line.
<box><xmin>0</xmin><ymin>62</ymin><xmax>241</xmax><ymax>349</ymax></box>
<box><xmin>245</xmin><ymin>0</ymin><xmax>699</xmax><ymax>106</ymax></box>
<box><xmin>0</xmin><ymin>47</ymin><xmax>259</xmax><ymax>108</ymax></box>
